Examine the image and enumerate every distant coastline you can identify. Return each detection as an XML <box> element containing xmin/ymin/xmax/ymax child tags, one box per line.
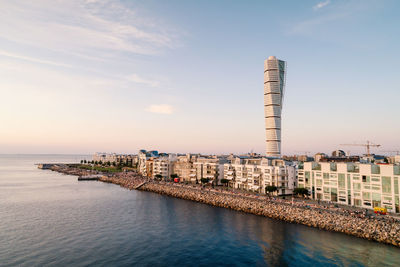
<box><xmin>45</xmin><ymin>164</ymin><xmax>400</xmax><ymax>248</ymax></box>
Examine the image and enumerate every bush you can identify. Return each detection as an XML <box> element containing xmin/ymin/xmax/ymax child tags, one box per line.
<box><xmin>293</xmin><ymin>187</ymin><xmax>309</xmax><ymax>196</ymax></box>
<box><xmin>265</xmin><ymin>185</ymin><xmax>278</xmax><ymax>194</ymax></box>
<box><xmin>200</xmin><ymin>178</ymin><xmax>210</xmax><ymax>184</ymax></box>
<box><xmin>220</xmin><ymin>178</ymin><xmax>229</xmax><ymax>185</ymax></box>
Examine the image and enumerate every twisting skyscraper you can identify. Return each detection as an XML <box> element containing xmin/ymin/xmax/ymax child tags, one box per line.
<box><xmin>264</xmin><ymin>56</ymin><xmax>286</xmax><ymax>157</ymax></box>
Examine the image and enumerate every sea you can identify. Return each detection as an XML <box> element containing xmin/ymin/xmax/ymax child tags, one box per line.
<box><xmin>1</xmin><ymin>154</ymin><xmax>399</xmax><ymax>267</ymax></box>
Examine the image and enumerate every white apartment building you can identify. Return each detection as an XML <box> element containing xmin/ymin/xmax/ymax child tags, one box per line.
<box><xmin>93</xmin><ymin>153</ymin><xmax>138</xmax><ymax>166</ymax></box>
<box><xmin>192</xmin><ymin>156</ymin><xmax>227</xmax><ymax>185</ymax></box>
<box><xmin>152</xmin><ymin>154</ymin><xmax>177</xmax><ymax>180</ymax></box>
<box><xmin>298</xmin><ymin>162</ymin><xmax>400</xmax><ymax>213</ymax></box>
<box><xmin>138</xmin><ymin>150</ymin><xmax>159</xmax><ymax>176</ymax></box>
<box><xmin>224</xmin><ymin>157</ymin><xmax>296</xmax><ymax>195</ymax></box>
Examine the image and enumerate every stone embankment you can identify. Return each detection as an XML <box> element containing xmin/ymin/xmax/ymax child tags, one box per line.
<box><xmin>47</xmin><ymin>166</ymin><xmax>400</xmax><ymax>247</ymax></box>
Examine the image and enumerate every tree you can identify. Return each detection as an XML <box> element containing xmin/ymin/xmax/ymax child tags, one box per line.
<box><xmin>265</xmin><ymin>185</ymin><xmax>278</xmax><ymax>196</ymax></box>
<box><xmin>293</xmin><ymin>187</ymin><xmax>309</xmax><ymax>197</ymax></box>
<box><xmin>106</xmin><ymin>161</ymin><xmax>111</xmax><ymax>166</ymax></box>
<box><xmin>94</xmin><ymin>161</ymin><xmax>98</xmax><ymax>165</ymax></box>
<box><xmin>170</xmin><ymin>174</ymin><xmax>178</xmax><ymax>181</ymax></box>
<box><xmin>83</xmin><ymin>159</ymin><xmax>87</xmax><ymax>164</ymax></box>
<box><xmin>112</xmin><ymin>162</ymin><xmax>116</xmax><ymax>167</ymax></box>
<box><xmin>99</xmin><ymin>160</ymin><xmax>103</xmax><ymax>165</ymax></box>
<box><xmin>220</xmin><ymin>179</ymin><xmax>229</xmax><ymax>186</ymax></box>
<box><xmin>200</xmin><ymin>178</ymin><xmax>210</xmax><ymax>184</ymax></box>
<box><xmin>80</xmin><ymin>160</ymin><xmax>84</xmax><ymax>164</ymax></box>
<box><xmin>155</xmin><ymin>174</ymin><xmax>163</xmax><ymax>181</ymax></box>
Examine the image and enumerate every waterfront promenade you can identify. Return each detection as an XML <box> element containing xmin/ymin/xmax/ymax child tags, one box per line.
<box><xmin>47</xmin><ymin>165</ymin><xmax>400</xmax><ymax>248</ymax></box>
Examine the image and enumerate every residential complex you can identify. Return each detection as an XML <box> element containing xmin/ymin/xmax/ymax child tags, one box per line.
<box><xmin>224</xmin><ymin>157</ymin><xmax>296</xmax><ymax>195</ymax></box>
<box><xmin>298</xmin><ymin>162</ymin><xmax>400</xmax><ymax>213</ymax></box>
<box><xmin>264</xmin><ymin>56</ymin><xmax>286</xmax><ymax>158</ymax></box>
<box><xmin>93</xmin><ymin>152</ymin><xmax>138</xmax><ymax>166</ymax></box>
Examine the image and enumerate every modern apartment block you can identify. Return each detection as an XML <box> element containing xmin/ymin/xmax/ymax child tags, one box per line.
<box><xmin>173</xmin><ymin>154</ymin><xmax>197</xmax><ymax>183</ymax></box>
<box><xmin>152</xmin><ymin>154</ymin><xmax>177</xmax><ymax>180</ymax></box>
<box><xmin>264</xmin><ymin>56</ymin><xmax>286</xmax><ymax>157</ymax></box>
<box><xmin>193</xmin><ymin>156</ymin><xmax>228</xmax><ymax>185</ymax></box>
<box><xmin>138</xmin><ymin>150</ymin><xmax>159</xmax><ymax>177</ymax></box>
<box><xmin>224</xmin><ymin>157</ymin><xmax>296</xmax><ymax>195</ymax></box>
<box><xmin>298</xmin><ymin>162</ymin><xmax>400</xmax><ymax>213</ymax></box>
<box><xmin>93</xmin><ymin>153</ymin><xmax>138</xmax><ymax>166</ymax></box>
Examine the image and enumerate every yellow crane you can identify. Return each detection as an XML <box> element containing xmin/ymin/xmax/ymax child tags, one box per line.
<box><xmin>340</xmin><ymin>141</ymin><xmax>381</xmax><ymax>156</ymax></box>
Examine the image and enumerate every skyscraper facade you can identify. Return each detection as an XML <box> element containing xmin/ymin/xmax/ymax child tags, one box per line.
<box><xmin>264</xmin><ymin>56</ymin><xmax>286</xmax><ymax>157</ymax></box>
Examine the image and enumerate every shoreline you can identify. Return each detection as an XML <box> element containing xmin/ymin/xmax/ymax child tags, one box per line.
<box><xmin>47</xmin><ymin>165</ymin><xmax>400</xmax><ymax>248</ymax></box>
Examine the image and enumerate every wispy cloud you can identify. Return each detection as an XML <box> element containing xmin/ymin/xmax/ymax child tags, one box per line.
<box><xmin>146</xmin><ymin>104</ymin><xmax>174</xmax><ymax>114</ymax></box>
<box><xmin>313</xmin><ymin>0</ymin><xmax>331</xmax><ymax>10</ymax></box>
<box><xmin>0</xmin><ymin>0</ymin><xmax>179</xmax><ymax>57</ymax></box>
<box><xmin>0</xmin><ymin>49</ymin><xmax>74</xmax><ymax>68</ymax></box>
<box><xmin>127</xmin><ymin>74</ymin><xmax>160</xmax><ymax>87</ymax></box>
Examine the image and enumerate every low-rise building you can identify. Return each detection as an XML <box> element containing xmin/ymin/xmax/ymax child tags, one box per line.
<box><xmin>152</xmin><ymin>154</ymin><xmax>177</xmax><ymax>180</ymax></box>
<box><xmin>298</xmin><ymin>162</ymin><xmax>400</xmax><ymax>213</ymax></box>
<box><xmin>193</xmin><ymin>156</ymin><xmax>228</xmax><ymax>185</ymax></box>
<box><xmin>138</xmin><ymin>150</ymin><xmax>159</xmax><ymax>177</ymax></box>
<box><xmin>224</xmin><ymin>157</ymin><xmax>296</xmax><ymax>195</ymax></box>
<box><xmin>173</xmin><ymin>154</ymin><xmax>197</xmax><ymax>182</ymax></box>
<box><xmin>93</xmin><ymin>153</ymin><xmax>138</xmax><ymax>166</ymax></box>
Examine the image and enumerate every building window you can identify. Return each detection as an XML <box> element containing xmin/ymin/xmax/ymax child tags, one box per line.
<box><xmin>362</xmin><ymin>175</ymin><xmax>370</xmax><ymax>183</ymax></box>
<box><xmin>353</xmin><ymin>183</ymin><xmax>361</xmax><ymax>191</ymax></box>
<box><xmin>382</xmin><ymin>176</ymin><xmax>392</xmax><ymax>194</ymax></box>
<box><xmin>338</xmin><ymin>174</ymin><xmax>345</xmax><ymax>189</ymax></box>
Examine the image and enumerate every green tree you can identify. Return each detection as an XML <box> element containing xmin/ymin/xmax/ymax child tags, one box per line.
<box><xmin>220</xmin><ymin>178</ymin><xmax>229</xmax><ymax>186</ymax></box>
<box><xmin>80</xmin><ymin>160</ymin><xmax>84</xmax><ymax>164</ymax></box>
<box><xmin>112</xmin><ymin>162</ymin><xmax>116</xmax><ymax>167</ymax></box>
<box><xmin>293</xmin><ymin>187</ymin><xmax>309</xmax><ymax>197</ymax></box>
<box><xmin>265</xmin><ymin>185</ymin><xmax>278</xmax><ymax>195</ymax></box>
<box><xmin>155</xmin><ymin>174</ymin><xmax>163</xmax><ymax>181</ymax></box>
<box><xmin>83</xmin><ymin>159</ymin><xmax>87</xmax><ymax>164</ymax></box>
<box><xmin>171</xmin><ymin>174</ymin><xmax>178</xmax><ymax>179</ymax></box>
<box><xmin>99</xmin><ymin>160</ymin><xmax>103</xmax><ymax>165</ymax></box>
<box><xmin>201</xmin><ymin>178</ymin><xmax>210</xmax><ymax>184</ymax></box>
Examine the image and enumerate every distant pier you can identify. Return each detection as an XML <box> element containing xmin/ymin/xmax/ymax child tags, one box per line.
<box><xmin>78</xmin><ymin>175</ymin><xmax>102</xmax><ymax>181</ymax></box>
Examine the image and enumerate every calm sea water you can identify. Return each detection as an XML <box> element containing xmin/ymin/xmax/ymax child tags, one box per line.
<box><xmin>1</xmin><ymin>155</ymin><xmax>399</xmax><ymax>267</ymax></box>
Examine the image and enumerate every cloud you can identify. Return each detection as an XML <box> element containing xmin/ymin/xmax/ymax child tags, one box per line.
<box><xmin>0</xmin><ymin>49</ymin><xmax>74</xmax><ymax>68</ymax></box>
<box><xmin>313</xmin><ymin>0</ymin><xmax>331</xmax><ymax>10</ymax></box>
<box><xmin>146</xmin><ymin>104</ymin><xmax>174</xmax><ymax>114</ymax></box>
<box><xmin>127</xmin><ymin>74</ymin><xmax>160</xmax><ymax>87</ymax></box>
<box><xmin>0</xmin><ymin>0</ymin><xmax>179</xmax><ymax>57</ymax></box>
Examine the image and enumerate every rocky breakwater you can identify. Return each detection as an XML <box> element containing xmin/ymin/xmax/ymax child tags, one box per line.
<box><xmin>140</xmin><ymin>183</ymin><xmax>400</xmax><ymax>247</ymax></box>
<box><xmin>99</xmin><ymin>172</ymin><xmax>149</xmax><ymax>190</ymax></box>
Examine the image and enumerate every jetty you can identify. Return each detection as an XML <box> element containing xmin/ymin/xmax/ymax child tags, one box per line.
<box><xmin>78</xmin><ymin>175</ymin><xmax>102</xmax><ymax>181</ymax></box>
<box><xmin>134</xmin><ymin>181</ymin><xmax>147</xmax><ymax>189</ymax></box>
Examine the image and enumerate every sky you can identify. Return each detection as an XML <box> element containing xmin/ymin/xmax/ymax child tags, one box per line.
<box><xmin>0</xmin><ymin>0</ymin><xmax>399</xmax><ymax>156</ymax></box>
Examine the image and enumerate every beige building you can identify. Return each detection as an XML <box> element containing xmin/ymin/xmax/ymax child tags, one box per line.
<box><xmin>224</xmin><ymin>157</ymin><xmax>296</xmax><ymax>195</ymax></box>
<box><xmin>298</xmin><ymin>162</ymin><xmax>400</xmax><ymax>213</ymax></box>
<box><xmin>192</xmin><ymin>156</ymin><xmax>228</xmax><ymax>184</ymax></box>
<box><xmin>152</xmin><ymin>154</ymin><xmax>177</xmax><ymax>180</ymax></box>
<box><xmin>172</xmin><ymin>154</ymin><xmax>197</xmax><ymax>182</ymax></box>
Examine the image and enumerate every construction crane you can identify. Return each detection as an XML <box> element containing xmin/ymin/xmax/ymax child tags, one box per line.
<box><xmin>340</xmin><ymin>141</ymin><xmax>381</xmax><ymax>156</ymax></box>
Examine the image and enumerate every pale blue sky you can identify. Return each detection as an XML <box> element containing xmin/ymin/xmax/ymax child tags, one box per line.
<box><xmin>0</xmin><ymin>0</ymin><xmax>399</xmax><ymax>155</ymax></box>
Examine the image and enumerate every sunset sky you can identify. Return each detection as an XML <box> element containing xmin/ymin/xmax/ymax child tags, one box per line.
<box><xmin>0</xmin><ymin>0</ymin><xmax>399</xmax><ymax>155</ymax></box>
